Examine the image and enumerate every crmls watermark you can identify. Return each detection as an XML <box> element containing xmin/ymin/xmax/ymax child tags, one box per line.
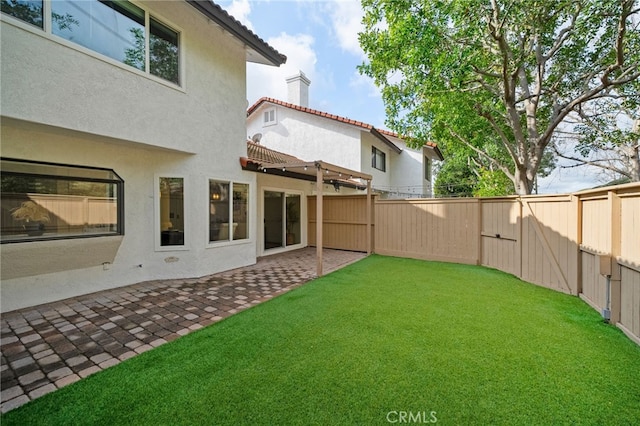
<box><xmin>386</xmin><ymin>411</ymin><xmax>437</xmax><ymax>424</ymax></box>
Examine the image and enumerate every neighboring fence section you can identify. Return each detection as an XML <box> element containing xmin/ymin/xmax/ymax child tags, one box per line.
<box><xmin>374</xmin><ymin>198</ymin><xmax>480</xmax><ymax>265</ymax></box>
<box><xmin>308</xmin><ymin>195</ymin><xmax>374</xmax><ymax>253</ymax></box>
<box><xmin>309</xmin><ymin>184</ymin><xmax>639</xmax><ymax>344</ymax></box>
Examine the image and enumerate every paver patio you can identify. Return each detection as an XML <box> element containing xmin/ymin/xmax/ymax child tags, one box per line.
<box><xmin>0</xmin><ymin>248</ymin><xmax>366</xmax><ymax>413</ymax></box>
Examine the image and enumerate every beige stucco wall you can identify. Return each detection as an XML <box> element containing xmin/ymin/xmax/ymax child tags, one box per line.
<box><xmin>0</xmin><ymin>2</ymin><xmax>261</xmax><ymax>312</ymax></box>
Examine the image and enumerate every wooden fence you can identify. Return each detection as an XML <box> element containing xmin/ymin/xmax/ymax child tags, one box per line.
<box><xmin>309</xmin><ymin>184</ymin><xmax>640</xmax><ymax>344</ymax></box>
<box><xmin>308</xmin><ymin>195</ymin><xmax>375</xmax><ymax>253</ymax></box>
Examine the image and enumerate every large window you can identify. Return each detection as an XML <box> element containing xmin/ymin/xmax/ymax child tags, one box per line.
<box><xmin>159</xmin><ymin>177</ymin><xmax>184</xmax><ymax>246</ymax></box>
<box><xmin>1</xmin><ymin>0</ymin><xmax>43</xmax><ymax>28</ymax></box>
<box><xmin>2</xmin><ymin>0</ymin><xmax>180</xmax><ymax>85</ymax></box>
<box><xmin>209</xmin><ymin>180</ymin><xmax>248</xmax><ymax>243</ymax></box>
<box><xmin>372</xmin><ymin>146</ymin><xmax>386</xmax><ymax>172</ymax></box>
<box><xmin>1</xmin><ymin>158</ymin><xmax>123</xmax><ymax>243</ymax></box>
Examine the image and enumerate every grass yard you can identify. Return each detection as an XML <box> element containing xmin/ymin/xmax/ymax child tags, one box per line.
<box><xmin>3</xmin><ymin>255</ymin><xmax>640</xmax><ymax>425</ymax></box>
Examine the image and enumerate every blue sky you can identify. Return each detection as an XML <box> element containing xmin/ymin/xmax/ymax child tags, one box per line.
<box><xmin>219</xmin><ymin>0</ymin><xmax>603</xmax><ymax>194</ymax></box>
<box><xmin>220</xmin><ymin>0</ymin><xmax>387</xmax><ymax>127</ymax></box>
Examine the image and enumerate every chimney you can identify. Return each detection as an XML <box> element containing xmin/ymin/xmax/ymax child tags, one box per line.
<box><xmin>286</xmin><ymin>71</ymin><xmax>311</xmax><ymax>108</ymax></box>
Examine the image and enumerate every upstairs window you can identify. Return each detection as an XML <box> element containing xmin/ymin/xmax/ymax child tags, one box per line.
<box><xmin>372</xmin><ymin>146</ymin><xmax>386</xmax><ymax>172</ymax></box>
<box><xmin>52</xmin><ymin>1</ymin><xmax>145</xmax><ymax>71</ymax></box>
<box><xmin>263</xmin><ymin>108</ymin><xmax>276</xmax><ymax>126</ymax></box>
<box><xmin>1</xmin><ymin>158</ymin><xmax>124</xmax><ymax>243</ymax></box>
<box><xmin>1</xmin><ymin>0</ymin><xmax>43</xmax><ymax>28</ymax></box>
<box><xmin>2</xmin><ymin>0</ymin><xmax>180</xmax><ymax>85</ymax></box>
<box><xmin>425</xmin><ymin>156</ymin><xmax>432</xmax><ymax>181</ymax></box>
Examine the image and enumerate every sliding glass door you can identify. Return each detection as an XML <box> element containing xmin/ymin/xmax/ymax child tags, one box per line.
<box><xmin>263</xmin><ymin>190</ymin><xmax>301</xmax><ymax>251</ymax></box>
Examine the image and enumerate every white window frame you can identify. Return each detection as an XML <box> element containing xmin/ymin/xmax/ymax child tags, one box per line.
<box><xmin>207</xmin><ymin>178</ymin><xmax>251</xmax><ymax>247</ymax></box>
<box><xmin>155</xmin><ymin>174</ymin><xmax>189</xmax><ymax>251</ymax></box>
<box><xmin>263</xmin><ymin>108</ymin><xmax>277</xmax><ymax>127</ymax></box>
<box><xmin>0</xmin><ymin>0</ymin><xmax>184</xmax><ymax>89</ymax></box>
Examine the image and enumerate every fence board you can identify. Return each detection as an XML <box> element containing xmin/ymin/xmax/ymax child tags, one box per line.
<box><xmin>621</xmin><ymin>195</ymin><xmax>640</xmax><ymax>267</ymax></box>
<box><xmin>308</xmin><ymin>195</ymin><xmax>374</xmax><ymax>252</ymax></box>
<box><xmin>375</xmin><ymin>199</ymin><xmax>480</xmax><ymax>264</ymax></box>
<box><xmin>620</xmin><ymin>266</ymin><xmax>640</xmax><ymax>344</ymax></box>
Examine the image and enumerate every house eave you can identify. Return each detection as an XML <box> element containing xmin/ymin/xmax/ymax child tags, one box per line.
<box><xmin>187</xmin><ymin>1</ymin><xmax>286</xmax><ymax>67</ymax></box>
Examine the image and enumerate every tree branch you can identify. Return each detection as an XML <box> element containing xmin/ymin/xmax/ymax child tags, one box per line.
<box><xmin>446</xmin><ymin>126</ymin><xmax>514</xmax><ymax>179</ymax></box>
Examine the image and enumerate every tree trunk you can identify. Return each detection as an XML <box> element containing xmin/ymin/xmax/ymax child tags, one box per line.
<box><xmin>514</xmin><ymin>168</ymin><xmax>533</xmax><ymax>195</ymax></box>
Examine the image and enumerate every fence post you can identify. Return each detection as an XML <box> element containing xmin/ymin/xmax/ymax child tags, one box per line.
<box><xmin>609</xmin><ymin>190</ymin><xmax>622</xmax><ymax>324</ymax></box>
<box><xmin>517</xmin><ymin>197</ymin><xmax>523</xmax><ymax>279</ymax></box>
<box><xmin>572</xmin><ymin>195</ymin><xmax>583</xmax><ymax>296</ymax></box>
<box><xmin>571</xmin><ymin>194</ymin><xmax>582</xmax><ymax>295</ymax></box>
<box><xmin>477</xmin><ymin>198</ymin><xmax>483</xmax><ymax>265</ymax></box>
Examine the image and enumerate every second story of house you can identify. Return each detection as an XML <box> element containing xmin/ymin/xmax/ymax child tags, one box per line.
<box><xmin>1</xmin><ymin>0</ymin><xmax>285</xmax><ymax>156</ymax></box>
<box><xmin>246</xmin><ymin>72</ymin><xmax>443</xmax><ymax>198</ymax></box>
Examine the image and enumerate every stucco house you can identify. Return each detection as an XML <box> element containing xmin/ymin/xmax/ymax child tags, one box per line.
<box><xmin>0</xmin><ymin>0</ymin><xmax>287</xmax><ymax>312</ymax></box>
<box><xmin>246</xmin><ymin>72</ymin><xmax>444</xmax><ymax>199</ymax></box>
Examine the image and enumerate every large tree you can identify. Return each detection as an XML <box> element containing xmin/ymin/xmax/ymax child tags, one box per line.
<box><xmin>359</xmin><ymin>0</ymin><xmax>640</xmax><ymax>194</ymax></box>
<box><xmin>553</xmin><ymin>85</ymin><xmax>639</xmax><ymax>183</ymax></box>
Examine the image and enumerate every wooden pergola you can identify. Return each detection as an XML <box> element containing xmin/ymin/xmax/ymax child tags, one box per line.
<box><xmin>242</xmin><ymin>154</ymin><xmax>372</xmax><ymax>277</ymax></box>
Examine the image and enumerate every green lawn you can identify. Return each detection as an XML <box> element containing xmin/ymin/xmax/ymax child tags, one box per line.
<box><xmin>3</xmin><ymin>255</ymin><xmax>640</xmax><ymax>425</ymax></box>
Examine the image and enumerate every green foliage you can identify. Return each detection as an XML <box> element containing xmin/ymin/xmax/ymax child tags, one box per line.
<box><xmin>474</xmin><ymin>168</ymin><xmax>515</xmax><ymax>197</ymax></box>
<box><xmin>3</xmin><ymin>256</ymin><xmax>640</xmax><ymax>424</ymax></box>
<box><xmin>433</xmin><ymin>149</ymin><xmax>476</xmax><ymax>197</ymax></box>
<box><xmin>359</xmin><ymin>0</ymin><xmax>640</xmax><ymax>194</ymax></box>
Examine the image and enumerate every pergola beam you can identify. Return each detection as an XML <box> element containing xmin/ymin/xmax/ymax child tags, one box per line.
<box><xmin>260</xmin><ymin>161</ymin><xmax>372</xmax><ymax>183</ymax></box>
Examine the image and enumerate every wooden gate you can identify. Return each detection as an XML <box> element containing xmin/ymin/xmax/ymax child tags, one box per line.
<box><xmin>481</xmin><ymin>195</ymin><xmax>580</xmax><ymax>295</ymax></box>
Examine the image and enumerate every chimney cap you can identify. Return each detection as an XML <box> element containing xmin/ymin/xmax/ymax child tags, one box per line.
<box><xmin>286</xmin><ymin>71</ymin><xmax>311</xmax><ymax>86</ymax></box>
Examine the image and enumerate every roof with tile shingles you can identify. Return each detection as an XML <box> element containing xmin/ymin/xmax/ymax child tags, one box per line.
<box><xmin>246</xmin><ymin>140</ymin><xmax>304</xmax><ymax>164</ymax></box>
<box><xmin>247</xmin><ymin>97</ymin><xmax>442</xmax><ymax>159</ymax></box>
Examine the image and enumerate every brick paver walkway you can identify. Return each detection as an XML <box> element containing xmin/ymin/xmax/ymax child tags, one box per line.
<box><xmin>0</xmin><ymin>248</ymin><xmax>366</xmax><ymax>413</ymax></box>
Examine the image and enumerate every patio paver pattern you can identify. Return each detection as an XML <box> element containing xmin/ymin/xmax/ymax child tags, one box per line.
<box><xmin>0</xmin><ymin>248</ymin><xmax>366</xmax><ymax>413</ymax></box>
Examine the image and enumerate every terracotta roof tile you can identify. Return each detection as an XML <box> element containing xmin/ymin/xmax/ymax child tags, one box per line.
<box><xmin>248</xmin><ymin>98</ymin><xmax>381</xmax><ymax>133</ymax></box>
<box><xmin>246</xmin><ymin>141</ymin><xmax>304</xmax><ymax>164</ymax></box>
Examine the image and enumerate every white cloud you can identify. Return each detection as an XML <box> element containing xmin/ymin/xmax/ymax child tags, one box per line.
<box><xmin>328</xmin><ymin>0</ymin><xmax>365</xmax><ymax>57</ymax></box>
<box><xmin>247</xmin><ymin>32</ymin><xmax>319</xmax><ymax>105</ymax></box>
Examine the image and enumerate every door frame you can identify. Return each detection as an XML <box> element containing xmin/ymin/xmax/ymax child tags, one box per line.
<box><xmin>260</xmin><ymin>187</ymin><xmax>305</xmax><ymax>255</ymax></box>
